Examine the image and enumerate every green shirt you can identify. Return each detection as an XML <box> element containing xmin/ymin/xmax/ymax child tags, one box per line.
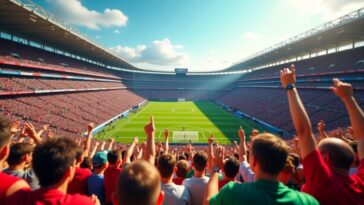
<box><xmin>209</xmin><ymin>180</ymin><xmax>319</xmax><ymax>205</ymax></box>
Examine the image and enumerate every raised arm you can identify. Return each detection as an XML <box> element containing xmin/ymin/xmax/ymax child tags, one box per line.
<box><xmin>24</xmin><ymin>123</ymin><xmax>42</xmax><ymax>144</ymax></box>
<box><xmin>204</xmin><ymin>146</ymin><xmax>224</xmax><ymax>205</ymax></box>
<box><xmin>90</xmin><ymin>141</ymin><xmax>100</xmax><ymax>159</ymax></box>
<box><xmin>144</xmin><ymin>116</ymin><xmax>156</xmax><ymax>164</ymax></box>
<box><xmin>83</xmin><ymin>122</ymin><xmax>94</xmax><ymax>157</ymax></box>
<box><xmin>107</xmin><ymin>138</ymin><xmax>115</xmax><ymax>151</ymax></box>
<box><xmin>317</xmin><ymin>120</ymin><xmax>329</xmax><ymax>141</ymax></box>
<box><xmin>238</xmin><ymin>126</ymin><xmax>247</xmax><ymax>162</ymax></box>
<box><xmin>164</xmin><ymin>128</ymin><xmax>169</xmax><ymax>154</ymax></box>
<box><xmin>280</xmin><ymin>65</ymin><xmax>316</xmax><ymax>159</ymax></box>
<box><xmin>331</xmin><ymin>78</ymin><xmax>364</xmax><ymax>160</ymax></box>
<box><xmin>123</xmin><ymin>137</ymin><xmax>139</xmax><ymax>165</ymax></box>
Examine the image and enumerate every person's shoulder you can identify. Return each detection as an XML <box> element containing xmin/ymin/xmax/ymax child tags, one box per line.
<box><xmin>79</xmin><ymin>168</ymin><xmax>92</xmax><ymax>175</ymax></box>
<box><xmin>290</xmin><ymin>189</ymin><xmax>319</xmax><ymax>205</ymax></box>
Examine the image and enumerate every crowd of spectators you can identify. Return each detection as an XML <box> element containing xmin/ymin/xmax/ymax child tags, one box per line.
<box><xmin>0</xmin><ymin>77</ymin><xmax>123</xmax><ymax>92</ymax></box>
<box><xmin>0</xmin><ymin>65</ymin><xmax>363</xmax><ymax>205</ymax></box>
<box><xmin>0</xmin><ymin>90</ymin><xmax>145</xmax><ymax>138</ymax></box>
<box><xmin>0</xmin><ymin>39</ymin><xmax>118</xmax><ymax>79</ymax></box>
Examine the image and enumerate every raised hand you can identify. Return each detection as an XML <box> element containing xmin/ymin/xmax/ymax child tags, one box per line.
<box><xmin>164</xmin><ymin>128</ymin><xmax>169</xmax><ymax>138</ymax></box>
<box><xmin>133</xmin><ymin>137</ymin><xmax>139</xmax><ymax>145</ymax></box>
<box><xmin>280</xmin><ymin>64</ymin><xmax>296</xmax><ymax>88</ymax></box>
<box><xmin>317</xmin><ymin>120</ymin><xmax>326</xmax><ymax>132</ymax></box>
<box><xmin>208</xmin><ymin>134</ymin><xmax>214</xmax><ymax>145</ymax></box>
<box><xmin>42</xmin><ymin>124</ymin><xmax>49</xmax><ymax>131</ymax></box>
<box><xmin>330</xmin><ymin>78</ymin><xmax>353</xmax><ymax>100</ymax></box>
<box><xmin>238</xmin><ymin>126</ymin><xmax>245</xmax><ymax>141</ymax></box>
<box><xmin>10</xmin><ymin>120</ymin><xmax>21</xmax><ymax>134</ymax></box>
<box><xmin>87</xmin><ymin>122</ymin><xmax>94</xmax><ymax>133</ymax></box>
<box><xmin>212</xmin><ymin>146</ymin><xmax>225</xmax><ymax>170</ymax></box>
<box><xmin>24</xmin><ymin>123</ymin><xmax>41</xmax><ymax>144</ymax></box>
<box><xmin>144</xmin><ymin>116</ymin><xmax>155</xmax><ymax>137</ymax></box>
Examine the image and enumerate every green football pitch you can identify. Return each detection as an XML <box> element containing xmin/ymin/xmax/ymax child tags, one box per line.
<box><xmin>94</xmin><ymin>101</ymin><xmax>267</xmax><ymax>144</ymax></box>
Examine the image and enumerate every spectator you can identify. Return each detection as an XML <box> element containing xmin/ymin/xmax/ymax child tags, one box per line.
<box><xmin>104</xmin><ymin>149</ymin><xmax>123</xmax><ymax>205</ymax></box>
<box><xmin>281</xmin><ymin>65</ymin><xmax>364</xmax><ymax>205</ymax></box>
<box><xmin>173</xmin><ymin>160</ymin><xmax>189</xmax><ymax>185</ymax></box>
<box><xmin>113</xmin><ymin>160</ymin><xmax>164</xmax><ymax>205</ymax></box>
<box><xmin>88</xmin><ymin>151</ymin><xmax>108</xmax><ymax>204</ymax></box>
<box><xmin>218</xmin><ymin>156</ymin><xmax>239</xmax><ymax>189</ymax></box>
<box><xmin>3</xmin><ymin>142</ymin><xmax>40</xmax><ymax>190</ymax></box>
<box><xmin>0</xmin><ymin>118</ymin><xmax>29</xmax><ymax>204</ymax></box>
<box><xmin>5</xmin><ymin>136</ymin><xmax>99</xmax><ymax>205</ymax></box>
<box><xmin>68</xmin><ymin>146</ymin><xmax>92</xmax><ymax>195</ymax></box>
<box><xmin>204</xmin><ymin>134</ymin><xmax>319</xmax><ymax>205</ymax></box>
<box><xmin>158</xmin><ymin>154</ymin><xmax>191</xmax><ymax>205</ymax></box>
<box><xmin>183</xmin><ymin>151</ymin><xmax>209</xmax><ymax>205</ymax></box>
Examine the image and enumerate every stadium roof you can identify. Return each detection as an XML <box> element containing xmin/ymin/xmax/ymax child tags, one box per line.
<box><xmin>226</xmin><ymin>7</ymin><xmax>364</xmax><ymax>72</ymax></box>
<box><xmin>0</xmin><ymin>0</ymin><xmax>138</xmax><ymax>70</ymax></box>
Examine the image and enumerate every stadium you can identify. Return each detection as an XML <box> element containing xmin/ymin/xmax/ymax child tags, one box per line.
<box><xmin>1</xmin><ymin>0</ymin><xmax>364</xmax><ymax>144</ymax></box>
<box><xmin>1</xmin><ymin>0</ymin><xmax>364</xmax><ymax>205</ymax></box>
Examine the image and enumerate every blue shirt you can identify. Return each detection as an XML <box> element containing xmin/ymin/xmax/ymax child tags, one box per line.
<box><xmin>87</xmin><ymin>174</ymin><xmax>105</xmax><ymax>203</ymax></box>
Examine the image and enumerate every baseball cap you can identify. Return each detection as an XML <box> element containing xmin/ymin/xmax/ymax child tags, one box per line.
<box><xmin>92</xmin><ymin>151</ymin><xmax>108</xmax><ymax>167</ymax></box>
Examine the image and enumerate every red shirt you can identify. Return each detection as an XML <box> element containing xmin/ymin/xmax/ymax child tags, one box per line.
<box><xmin>173</xmin><ymin>177</ymin><xmax>184</xmax><ymax>185</ymax></box>
<box><xmin>218</xmin><ymin>178</ymin><xmax>235</xmax><ymax>190</ymax></box>
<box><xmin>104</xmin><ymin>165</ymin><xmax>122</xmax><ymax>204</ymax></box>
<box><xmin>302</xmin><ymin>149</ymin><xmax>364</xmax><ymax>205</ymax></box>
<box><xmin>4</xmin><ymin>188</ymin><xmax>94</xmax><ymax>205</ymax></box>
<box><xmin>68</xmin><ymin>167</ymin><xmax>92</xmax><ymax>195</ymax></box>
<box><xmin>0</xmin><ymin>172</ymin><xmax>23</xmax><ymax>203</ymax></box>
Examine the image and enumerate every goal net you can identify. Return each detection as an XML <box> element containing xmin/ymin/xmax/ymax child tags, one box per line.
<box><xmin>173</xmin><ymin>131</ymin><xmax>198</xmax><ymax>142</ymax></box>
<box><xmin>178</xmin><ymin>98</ymin><xmax>186</xmax><ymax>102</ymax></box>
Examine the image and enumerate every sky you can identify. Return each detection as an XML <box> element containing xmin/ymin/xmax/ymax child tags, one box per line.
<box><xmin>32</xmin><ymin>0</ymin><xmax>364</xmax><ymax>71</ymax></box>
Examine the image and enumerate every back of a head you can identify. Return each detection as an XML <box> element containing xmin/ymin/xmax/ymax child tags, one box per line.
<box><xmin>7</xmin><ymin>143</ymin><xmax>33</xmax><ymax>166</ymax></box>
<box><xmin>252</xmin><ymin>133</ymin><xmax>289</xmax><ymax>175</ymax></box>
<box><xmin>318</xmin><ymin>138</ymin><xmax>354</xmax><ymax>170</ymax></box>
<box><xmin>0</xmin><ymin>117</ymin><xmax>11</xmax><ymax>150</ymax></box>
<box><xmin>107</xmin><ymin>150</ymin><xmax>121</xmax><ymax>165</ymax></box>
<box><xmin>193</xmin><ymin>151</ymin><xmax>208</xmax><ymax>172</ymax></box>
<box><xmin>32</xmin><ymin>137</ymin><xmax>79</xmax><ymax>187</ymax></box>
<box><xmin>176</xmin><ymin>160</ymin><xmax>189</xmax><ymax>178</ymax></box>
<box><xmin>158</xmin><ymin>154</ymin><xmax>176</xmax><ymax>179</ymax></box>
<box><xmin>223</xmin><ymin>156</ymin><xmax>239</xmax><ymax>178</ymax></box>
<box><xmin>116</xmin><ymin>160</ymin><xmax>161</xmax><ymax>205</ymax></box>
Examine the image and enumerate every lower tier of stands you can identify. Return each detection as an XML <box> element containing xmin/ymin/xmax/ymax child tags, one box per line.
<box><xmin>0</xmin><ymin>90</ymin><xmax>145</xmax><ymax>138</ymax></box>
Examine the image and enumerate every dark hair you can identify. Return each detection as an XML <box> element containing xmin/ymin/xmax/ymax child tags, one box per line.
<box><xmin>107</xmin><ymin>150</ymin><xmax>121</xmax><ymax>164</ymax></box>
<box><xmin>349</xmin><ymin>141</ymin><xmax>358</xmax><ymax>153</ymax></box>
<box><xmin>32</xmin><ymin>137</ymin><xmax>79</xmax><ymax>187</ymax></box>
<box><xmin>0</xmin><ymin>117</ymin><xmax>11</xmax><ymax>149</ymax></box>
<box><xmin>75</xmin><ymin>146</ymin><xmax>83</xmax><ymax>163</ymax></box>
<box><xmin>251</xmin><ymin>134</ymin><xmax>289</xmax><ymax>175</ymax></box>
<box><xmin>176</xmin><ymin>160</ymin><xmax>189</xmax><ymax>178</ymax></box>
<box><xmin>158</xmin><ymin>154</ymin><xmax>176</xmax><ymax>178</ymax></box>
<box><xmin>7</xmin><ymin>143</ymin><xmax>33</xmax><ymax>166</ymax></box>
<box><xmin>193</xmin><ymin>151</ymin><xmax>208</xmax><ymax>172</ymax></box>
<box><xmin>289</xmin><ymin>153</ymin><xmax>300</xmax><ymax>169</ymax></box>
<box><xmin>223</xmin><ymin>156</ymin><xmax>239</xmax><ymax>178</ymax></box>
<box><xmin>178</xmin><ymin>155</ymin><xmax>186</xmax><ymax>161</ymax></box>
<box><xmin>117</xmin><ymin>160</ymin><xmax>161</xmax><ymax>205</ymax></box>
<box><xmin>81</xmin><ymin>157</ymin><xmax>92</xmax><ymax>169</ymax></box>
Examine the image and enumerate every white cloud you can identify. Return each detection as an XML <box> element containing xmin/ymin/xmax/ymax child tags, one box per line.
<box><xmin>286</xmin><ymin>0</ymin><xmax>364</xmax><ymax>20</ymax></box>
<box><xmin>241</xmin><ymin>32</ymin><xmax>261</xmax><ymax>40</ymax></box>
<box><xmin>110</xmin><ymin>39</ymin><xmax>188</xmax><ymax>67</ymax></box>
<box><xmin>47</xmin><ymin>0</ymin><xmax>128</xmax><ymax>29</ymax></box>
<box><xmin>114</xmin><ymin>29</ymin><xmax>120</xmax><ymax>34</ymax></box>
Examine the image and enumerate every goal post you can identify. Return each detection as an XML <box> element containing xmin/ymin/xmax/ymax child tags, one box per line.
<box><xmin>173</xmin><ymin>131</ymin><xmax>199</xmax><ymax>142</ymax></box>
<box><xmin>177</xmin><ymin>98</ymin><xmax>186</xmax><ymax>102</ymax></box>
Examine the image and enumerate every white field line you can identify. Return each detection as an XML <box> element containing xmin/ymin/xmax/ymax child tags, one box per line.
<box><xmin>103</xmin><ymin>103</ymin><xmax>151</xmax><ymax>138</ymax></box>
